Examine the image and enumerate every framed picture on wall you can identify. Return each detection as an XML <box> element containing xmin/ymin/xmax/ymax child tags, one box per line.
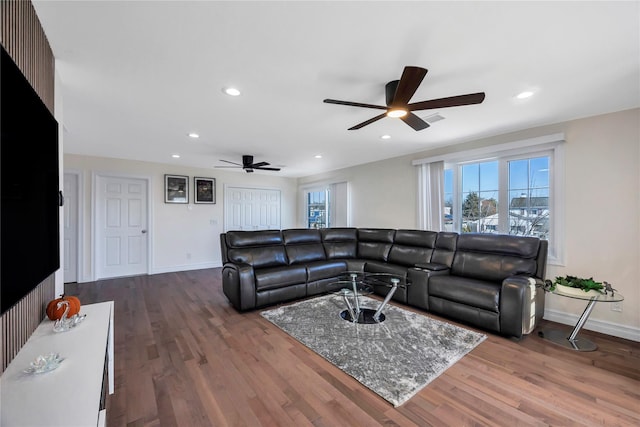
<box><xmin>165</xmin><ymin>174</ymin><xmax>189</xmax><ymax>203</ymax></box>
<box><xmin>194</xmin><ymin>177</ymin><xmax>216</xmax><ymax>204</ymax></box>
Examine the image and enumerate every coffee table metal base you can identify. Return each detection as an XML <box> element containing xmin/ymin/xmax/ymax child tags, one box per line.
<box><xmin>340</xmin><ymin>308</ymin><xmax>386</xmax><ymax>324</ymax></box>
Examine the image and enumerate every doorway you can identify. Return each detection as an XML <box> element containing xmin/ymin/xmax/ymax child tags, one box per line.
<box><xmin>94</xmin><ymin>174</ymin><xmax>150</xmax><ymax>279</ymax></box>
<box><xmin>224</xmin><ymin>186</ymin><xmax>281</xmax><ymax>231</ymax></box>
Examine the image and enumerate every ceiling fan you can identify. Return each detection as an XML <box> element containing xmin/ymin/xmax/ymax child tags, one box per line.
<box><xmin>215</xmin><ymin>155</ymin><xmax>281</xmax><ymax>173</ymax></box>
<box><xmin>323</xmin><ymin>66</ymin><xmax>485</xmax><ymax>131</ymax></box>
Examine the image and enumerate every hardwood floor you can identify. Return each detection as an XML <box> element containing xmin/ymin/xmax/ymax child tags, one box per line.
<box><xmin>66</xmin><ymin>269</ymin><xmax>640</xmax><ymax>426</ymax></box>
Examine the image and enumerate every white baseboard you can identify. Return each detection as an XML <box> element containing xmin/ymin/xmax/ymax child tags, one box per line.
<box><xmin>544</xmin><ymin>308</ymin><xmax>640</xmax><ymax>342</ymax></box>
<box><xmin>151</xmin><ymin>261</ymin><xmax>222</xmax><ymax>275</ymax></box>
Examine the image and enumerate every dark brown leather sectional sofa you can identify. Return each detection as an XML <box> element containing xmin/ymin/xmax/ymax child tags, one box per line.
<box><xmin>220</xmin><ymin>228</ymin><xmax>548</xmax><ymax>338</ymax></box>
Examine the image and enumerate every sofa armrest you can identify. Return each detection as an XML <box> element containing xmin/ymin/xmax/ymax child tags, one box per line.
<box><xmin>407</xmin><ymin>267</ymin><xmax>450</xmax><ymax>311</ymax></box>
<box><xmin>222</xmin><ymin>263</ymin><xmax>257</xmax><ymax>311</ymax></box>
<box><xmin>414</xmin><ymin>262</ymin><xmax>449</xmax><ymax>271</ymax></box>
<box><xmin>500</xmin><ymin>275</ymin><xmax>544</xmax><ymax>338</ymax></box>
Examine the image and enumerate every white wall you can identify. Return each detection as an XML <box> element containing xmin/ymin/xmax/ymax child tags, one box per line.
<box><xmin>299</xmin><ymin>108</ymin><xmax>640</xmax><ymax>340</ymax></box>
<box><xmin>298</xmin><ymin>156</ymin><xmax>418</xmax><ymax>229</ymax></box>
<box><xmin>65</xmin><ymin>154</ymin><xmax>298</xmax><ymax>282</ymax></box>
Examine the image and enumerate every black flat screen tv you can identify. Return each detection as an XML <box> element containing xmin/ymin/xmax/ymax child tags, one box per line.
<box><xmin>1</xmin><ymin>45</ymin><xmax>60</xmax><ymax>314</ymax></box>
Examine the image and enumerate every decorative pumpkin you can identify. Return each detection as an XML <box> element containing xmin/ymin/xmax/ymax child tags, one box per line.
<box><xmin>46</xmin><ymin>294</ymin><xmax>81</xmax><ymax>320</ymax></box>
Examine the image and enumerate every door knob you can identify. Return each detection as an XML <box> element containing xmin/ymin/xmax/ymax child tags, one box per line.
<box><xmin>141</xmin><ymin>230</ymin><xmax>147</xmax><ymax>234</ymax></box>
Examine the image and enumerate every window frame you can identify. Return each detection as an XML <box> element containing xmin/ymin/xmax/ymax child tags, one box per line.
<box><xmin>305</xmin><ymin>188</ymin><xmax>330</xmax><ymax>229</ymax></box>
<box><xmin>414</xmin><ymin>133</ymin><xmax>565</xmax><ymax>266</ymax></box>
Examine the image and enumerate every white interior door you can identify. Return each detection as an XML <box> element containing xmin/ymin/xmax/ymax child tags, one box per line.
<box><xmin>95</xmin><ymin>175</ymin><xmax>149</xmax><ymax>279</ymax></box>
<box><xmin>63</xmin><ymin>173</ymin><xmax>78</xmax><ymax>283</ymax></box>
<box><xmin>224</xmin><ymin>186</ymin><xmax>281</xmax><ymax>231</ymax></box>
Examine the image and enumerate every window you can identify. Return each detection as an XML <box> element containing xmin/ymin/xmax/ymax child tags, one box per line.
<box><xmin>446</xmin><ymin>156</ymin><xmax>550</xmax><ymax>238</ymax></box>
<box><xmin>416</xmin><ymin>133</ymin><xmax>564</xmax><ymax>264</ymax></box>
<box><xmin>460</xmin><ymin>160</ymin><xmax>499</xmax><ymax>233</ymax></box>
<box><xmin>307</xmin><ymin>189</ymin><xmax>329</xmax><ymax>228</ymax></box>
<box><xmin>303</xmin><ymin>182</ymin><xmax>349</xmax><ymax>229</ymax></box>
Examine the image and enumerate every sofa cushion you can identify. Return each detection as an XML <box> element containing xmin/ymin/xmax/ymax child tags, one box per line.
<box><xmin>388</xmin><ymin>233</ymin><xmax>437</xmax><ymax>267</ymax></box>
<box><xmin>282</xmin><ymin>229</ymin><xmax>322</xmax><ymax>244</ymax></box>
<box><xmin>393</xmin><ymin>229</ymin><xmax>437</xmax><ymax>247</ymax></box>
<box><xmin>431</xmin><ymin>232</ymin><xmax>458</xmax><ymax>267</ymax></box>
<box><xmin>255</xmin><ymin>265</ymin><xmax>307</xmax><ymax>291</ymax></box>
<box><xmin>387</xmin><ymin>230</ymin><xmax>437</xmax><ymax>267</ymax></box>
<box><xmin>358</xmin><ymin>228</ymin><xmax>395</xmax><ymax>243</ymax></box>
<box><xmin>306</xmin><ymin>260</ymin><xmax>348</xmax><ymax>282</ymax></box>
<box><xmin>285</xmin><ymin>244</ymin><xmax>326</xmax><ymax>264</ymax></box>
<box><xmin>429</xmin><ymin>275</ymin><xmax>501</xmax><ymax>313</ymax></box>
<box><xmin>456</xmin><ymin>233</ymin><xmax>540</xmax><ymax>258</ymax></box>
<box><xmin>358</xmin><ymin>242</ymin><xmax>391</xmax><ymax>261</ymax></box>
<box><xmin>226</xmin><ymin>230</ymin><xmax>288</xmax><ymax>268</ymax></box>
<box><xmin>227</xmin><ymin>246</ymin><xmax>288</xmax><ymax>268</ymax></box>
<box><xmin>282</xmin><ymin>229</ymin><xmax>327</xmax><ymax>264</ymax></box>
<box><xmin>226</xmin><ymin>230</ymin><xmax>283</xmax><ymax>247</ymax></box>
<box><xmin>451</xmin><ymin>234</ymin><xmax>540</xmax><ymax>282</ymax></box>
<box><xmin>364</xmin><ymin>261</ymin><xmax>408</xmax><ymax>278</ymax></box>
<box><xmin>321</xmin><ymin>228</ymin><xmax>357</xmax><ymax>259</ymax></box>
<box><xmin>357</xmin><ymin>228</ymin><xmax>394</xmax><ymax>261</ymax></box>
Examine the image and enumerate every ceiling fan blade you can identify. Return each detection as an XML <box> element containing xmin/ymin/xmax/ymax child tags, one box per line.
<box><xmin>219</xmin><ymin>159</ymin><xmax>242</xmax><ymax>166</ymax></box>
<box><xmin>324</xmin><ymin>99</ymin><xmax>387</xmax><ymax>110</ymax></box>
<box><xmin>401</xmin><ymin>112</ymin><xmax>430</xmax><ymax>131</ymax></box>
<box><xmin>215</xmin><ymin>166</ymin><xmax>242</xmax><ymax>168</ymax></box>
<box><xmin>392</xmin><ymin>66</ymin><xmax>428</xmax><ymax>105</ymax></box>
<box><xmin>254</xmin><ymin>166</ymin><xmax>281</xmax><ymax>171</ymax></box>
<box><xmin>251</xmin><ymin>161</ymin><xmax>269</xmax><ymax>168</ymax></box>
<box><xmin>408</xmin><ymin>92</ymin><xmax>486</xmax><ymax>111</ymax></box>
<box><xmin>348</xmin><ymin>112</ymin><xmax>388</xmax><ymax>130</ymax></box>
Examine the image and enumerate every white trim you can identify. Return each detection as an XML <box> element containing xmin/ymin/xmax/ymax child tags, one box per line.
<box><xmin>544</xmin><ymin>308</ymin><xmax>640</xmax><ymax>342</ymax></box>
<box><xmin>63</xmin><ymin>169</ymin><xmax>84</xmax><ymax>283</ymax></box>
<box><xmin>412</xmin><ymin>133</ymin><xmax>565</xmax><ymax>166</ymax></box>
<box><xmin>91</xmin><ymin>171</ymin><xmax>153</xmax><ymax>281</ymax></box>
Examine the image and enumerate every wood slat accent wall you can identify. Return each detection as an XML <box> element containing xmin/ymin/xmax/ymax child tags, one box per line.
<box><xmin>0</xmin><ymin>0</ymin><xmax>57</xmax><ymax>374</ymax></box>
<box><xmin>0</xmin><ymin>276</ymin><xmax>55</xmax><ymax>373</ymax></box>
<box><xmin>0</xmin><ymin>0</ymin><xmax>54</xmax><ymax>114</ymax></box>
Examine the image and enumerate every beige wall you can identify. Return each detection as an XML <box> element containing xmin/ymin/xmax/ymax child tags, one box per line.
<box><xmin>299</xmin><ymin>108</ymin><xmax>640</xmax><ymax>339</ymax></box>
<box><xmin>65</xmin><ymin>154</ymin><xmax>298</xmax><ymax>282</ymax></box>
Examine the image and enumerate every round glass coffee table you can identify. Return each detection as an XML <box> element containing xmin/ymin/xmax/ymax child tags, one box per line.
<box><xmin>330</xmin><ymin>271</ymin><xmax>408</xmax><ymax>324</ymax></box>
<box><xmin>538</xmin><ymin>286</ymin><xmax>624</xmax><ymax>351</ymax></box>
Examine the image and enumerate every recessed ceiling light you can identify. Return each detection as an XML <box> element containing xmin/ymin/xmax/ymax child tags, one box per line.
<box><xmin>223</xmin><ymin>87</ymin><xmax>241</xmax><ymax>96</ymax></box>
<box><xmin>381</xmin><ymin>134</ymin><xmax>391</xmax><ymax>140</ymax></box>
<box><xmin>516</xmin><ymin>91</ymin><xmax>534</xmax><ymax>99</ymax></box>
<box><xmin>188</xmin><ymin>132</ymin><xmax>199</xmax><ymax>139</ymax></box>
<box><xmin>314</xmin><ymin>155</ymin><xmax>322</xmax><ymax>159</ymax></box>
<box><xmin>171</xmin><ymin>154</ymin><xmax>181</xmax><ymax>159</ymax></box>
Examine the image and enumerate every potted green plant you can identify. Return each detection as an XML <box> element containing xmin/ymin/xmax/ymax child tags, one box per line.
<box><xmin>544</xmin><ymin>275</ymin><xmax>614</xmax><ymax>296</ymax></box>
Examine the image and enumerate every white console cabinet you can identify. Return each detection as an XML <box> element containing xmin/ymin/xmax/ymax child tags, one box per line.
<box><xmin>0</xmin><ymin>301</ymin><xmax>114</xmax><ymax>426</ymax></box>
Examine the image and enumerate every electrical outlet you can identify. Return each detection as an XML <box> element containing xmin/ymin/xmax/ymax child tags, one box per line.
<box><xmin>611</xmin><ymin>302</ymin><xmax>622</xmax><ymax>312</ymax></box>
<box><xmin>186</xmin><ymin>253</ymin><xmax>192</xmax><ymax>260</ymax></box>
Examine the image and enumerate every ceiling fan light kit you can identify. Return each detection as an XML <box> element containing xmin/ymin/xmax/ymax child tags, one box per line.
<box><xmin>387</xmin><ymin>109</ymin><xmax>407</xmax><ymax>118</ymax></box>
<box><xmin>323</xmin><ymin>66</ymin><xmax>485</xmax><ymax>131</ymax></box>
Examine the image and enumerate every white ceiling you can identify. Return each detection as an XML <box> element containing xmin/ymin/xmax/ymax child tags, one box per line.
<box><xmin>33</xmin><ymin>1</ymin><xmax>640</xmax><ymax>178</ymax></box>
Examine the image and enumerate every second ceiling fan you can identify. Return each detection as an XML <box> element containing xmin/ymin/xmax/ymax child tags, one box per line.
<box><xmin>323</xmin><ymin>66</ymin><xmax>485</xmax><ymax>131</ymax></box>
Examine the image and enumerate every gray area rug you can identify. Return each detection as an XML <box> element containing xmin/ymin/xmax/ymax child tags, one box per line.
<box><xmin>261</xmin><ymin>295</ymin><xmax>486</xmax><ymax>407</ymax></box>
